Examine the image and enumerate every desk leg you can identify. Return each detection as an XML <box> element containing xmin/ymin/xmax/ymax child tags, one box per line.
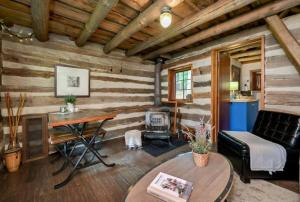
<box><xmin>54</xmin><ymin>121</ymin><xmax>115</xmax><ymax>189</ymax></box>
<box><xmin>54</xmin><ymin>134</ymin><xmax>96</xmax><ymax>189</ymax></box>
<box><xmin>54</xmin><ymin>146</ymin><xmax>90</xmax><ymax>189</ymax></box>
<box><xmin>52</xmin><ymin>143</ymin><xmax>69</xmax><ymax>176</ymax></box>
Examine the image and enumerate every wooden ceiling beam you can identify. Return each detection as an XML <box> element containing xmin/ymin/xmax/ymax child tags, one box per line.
<box><xmin>228</xmin><ymin>43</ymin><xmax>260</xmax><ymax>54</ymax></box>
<box><xmin>143</xmin><ymin>0</ymin><xmax>300</xmax><ymax>59</ymax></box>
<box><xmin>31</xmin><ymin>0</ymin><xmax>50</xmax><ymax>41</ymax></box>
<box><xmin>231</xmin><ymin>50</ymin><xmax>261</xmax><ymax>59</ymax></box>
<box><xmin>237</xmin><ymin>55</ymin><xmax>261</xmax><ymax>62</ymax></box>
<box><xmin>266</xmin><ymin>15</ymin><xmax>300</xmax><ymax>74</ymax></box>
<box><xmin>75</xmin><ymin>0</ymin><xmax>118</xmax><ymax>47</ymax></box>
<box><xmin>184</xmin><ymin>0</ymin><xmax>201</xmax><ymax>11</ymax></box>
<box><xmin>291</xmin><ymin>7</ymin><xmax>300</xmax><ymax>14</ymax></box>
<box><xmin>241</xmin><ymin>59</ymin><xmax>261</xmax><ymax>64</ymax></box>
<box><xmin>103</xmin><ymin>0</ymin><xmax>184</xmax><ymax>54</ymax></box>
<box><xmin>127</xmin><ymin>0</ymin><xmax>257</xmax><ymax>56</ymax></box>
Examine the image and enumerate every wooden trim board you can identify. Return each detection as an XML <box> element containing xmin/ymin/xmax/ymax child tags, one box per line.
<box><xmin>210</xmin><ymin>37</ymin><xmax>265</xmax><ymax>143</ymax></box>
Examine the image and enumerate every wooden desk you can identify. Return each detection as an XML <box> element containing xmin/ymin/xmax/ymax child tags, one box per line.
<box><xmin>48</xmin><ymin>109</ymin><xmax>116</xmax><ymax>127</ymax></box>
<box><xmin>125</xmin><ymin>152</ymin><xmax>233</xmax><ymax>202</ymax></box>
<box><xmin>48</xmin><ymin>109</ymin><xmax>116</xmax><ymax>189</ymax></box>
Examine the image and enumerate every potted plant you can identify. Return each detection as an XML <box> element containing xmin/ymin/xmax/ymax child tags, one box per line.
<box><xmin>182</xmin><ymin>117</ymin><xmax>213</xmax><ymax>167</ymax></box>
<box><xmin>3</xmin><ymin>93</ymin><xmax>25</xmax><ymax>172</ymax></box>
<box><xmin>64</xmin><ymin>95</ymin><xmax>76</xmax><ymax>112</ymax></box>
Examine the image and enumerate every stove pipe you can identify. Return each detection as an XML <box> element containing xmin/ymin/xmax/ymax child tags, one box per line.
<box><xmin>154</xmin><ymin>57</ymin><xmax>163</xmax><ymax>106</ymax></box>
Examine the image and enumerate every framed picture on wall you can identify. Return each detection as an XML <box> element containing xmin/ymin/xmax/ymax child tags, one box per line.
<box><xmin>55</xmin><ymin>65</ymin><xmax>90</xmax><ymax>97</ymax></box>
<box><xmin>250</xmin><ymin>70</ymin><xmax>261</xmax><ymax>91</ymax></box>
<box><xmin>231</xmin><ymin>65</ymin><xmax>241</xmax><ymax>83</ymax></box>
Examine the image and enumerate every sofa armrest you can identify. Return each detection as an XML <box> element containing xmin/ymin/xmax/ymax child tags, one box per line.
<box><xmin>218</xmin><ymin>131</ymin><xmax>250</xmax><ymax>157</ymax></box>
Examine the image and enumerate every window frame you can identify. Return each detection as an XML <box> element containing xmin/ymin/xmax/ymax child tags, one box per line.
<box><xmin>168</xmin><ymin>64</ymin><xmax>193</xmax><ymax>103</ymax></box>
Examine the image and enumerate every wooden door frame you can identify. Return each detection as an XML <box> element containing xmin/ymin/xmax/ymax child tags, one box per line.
<box><xmin>211</xmin><ymin>36</ymin><xmax>265</xmax><ymax>143</ymax></box>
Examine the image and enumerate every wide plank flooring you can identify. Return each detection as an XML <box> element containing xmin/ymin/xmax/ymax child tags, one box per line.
<box><xmin>0</xmin><ymin>138</ymin><xmax>298</xmax><ymax>202</ymax></box>
<box><xmin>0</xmin><ymin>138</ymin><xmax>190</xmax><ymax>202</ymax></box>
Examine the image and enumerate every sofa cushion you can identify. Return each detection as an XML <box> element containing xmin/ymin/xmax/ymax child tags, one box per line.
<box><xmin>252</xmin><ymin>110</ymin><xmax>300</xmax><ymax>149</ymax></box>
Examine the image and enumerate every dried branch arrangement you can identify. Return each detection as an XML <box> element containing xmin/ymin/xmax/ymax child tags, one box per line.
<box><xmin>5</xmin><ymin>93</ymin><xmax>26</xmax><ymax>150</ymax></box>
<box><xmin>182</xmin><ymin>117</ymin><xmax>215</xmax><ymax>154</ymax></box>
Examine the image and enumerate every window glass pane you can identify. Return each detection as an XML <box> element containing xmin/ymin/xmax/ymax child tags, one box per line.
<box><xmin>183</xmin><ymin>71</ymin><xmax>188</xmax><ymax>80</ymax></box>
<box><xmin>176</xmin><ymin>72</ymin><xmax>179</xmax><ymax>81</ymax></box>
<box><xmin>183</xmin><ymin>79</ymin><xmax>188</xmax><ymax>90</ymax></box>
<box><xmin>176</xmin><ymin>81</ymin><xmax>183</xmax><ymax>90</ymax></box>
<box><xmin>177</xmin><ymin>72</ymin><xmax>183</xmax><ymax>81</ymax></box>
<box><xmin>187</xmin><ymin>70</ymin><xmax>191</xmax><ymax>79</ymax></box>
<box><xmin>176</xmin><ymin>91</ymin><xmax>183</xmax><ymax>99</ymax></box>
<box><xmin>184</xmin><ymin>90</ymin><xmax>192</xmax><ymax>99</ymax></box>
<box><xmin>186</xmin><ymin>80</ymin><xmax>192</xmax><ymax>89</ymax></box>
<box><xmin>174</xmin><ymin>69</ymin><xmax>192</xmax><ymax>101</ymax></box>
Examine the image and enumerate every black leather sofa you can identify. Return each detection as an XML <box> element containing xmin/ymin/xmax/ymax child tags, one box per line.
<box><xmin>218</xmin><ymin>110</ymin><xmax>300</xmax><ymax>183</ymax></box>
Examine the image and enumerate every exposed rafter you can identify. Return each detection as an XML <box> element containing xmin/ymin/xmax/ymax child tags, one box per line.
<box><xmin>103</xmin><ymin>0</ymin><xmax>184</xmax><ymax>54</ymax></box>
<box><xmin>237</xmin><ymin>55</ymin><xmax>261</xmax><ymax>62</ymax></box>
<box><xmin>31</xmin><ymin>0</ymin><xmax>50</xmax><ymax>41</ymax></box>
<box><xmin>231</xmin><ymin>50</ymin><xmax>261</xmax><ymax>59</ymax></box>
<box><xmin>266</xmin><ymin>15</ymin><xmax>300</xmax><ymax>74</ymax></box>
<box><xmin>143</xmin><ymin>0</ymin><xmax>300</xmax><ymax>59</ymax></box>
<box><xmin>126</xmin><ymin>0</ymin><xmax>257</xmax><ymax>56</ymax></box>
<box><xmin>76</xmin><ymin>0</ymin><xmax>118</xmax><ymax>47</ymax></box>
<box><xmin>228</xmin><ymin>43</ymin><xmax>261</xmax><ymax>54</ymax></box>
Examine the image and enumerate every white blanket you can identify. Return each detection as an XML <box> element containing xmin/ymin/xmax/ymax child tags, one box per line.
<box><xmin>223</xmin><ymin>131</ymin><xmax>287</xmax><ymax>173</ymax></box>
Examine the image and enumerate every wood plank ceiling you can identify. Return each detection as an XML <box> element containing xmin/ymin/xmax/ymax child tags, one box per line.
<box><xmin>0</xmin><ymin>0</ymin><xmax>300</xmax><ymax>61</ymax></box>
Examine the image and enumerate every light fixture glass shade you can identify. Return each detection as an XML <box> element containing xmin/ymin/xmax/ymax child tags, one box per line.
<box><xmin>230</xmin><ymin>81</ymin><xmax>239</xmax><ymax>91</ymax></box>
<box><xmin>160</xmin><ymin>8</ymin><xmax>172</xmax><ymax>28</ymax></box>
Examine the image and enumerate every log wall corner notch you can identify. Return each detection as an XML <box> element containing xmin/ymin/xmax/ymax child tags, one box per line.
<box><xmin>31</xmin><ymin>0</ymin><xmax>50</xmax><ymax>42</ymax></box>
<box><xmin>266</xmin><ymin>15</ymin><xmax>300</xmax><ymax>74</ymax></box>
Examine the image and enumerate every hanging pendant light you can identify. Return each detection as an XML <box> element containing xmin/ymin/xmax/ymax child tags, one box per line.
<box><xmin>160</xmin><ymin>6</ymin><xmax>172</xmax><ymax>28</ymax></box>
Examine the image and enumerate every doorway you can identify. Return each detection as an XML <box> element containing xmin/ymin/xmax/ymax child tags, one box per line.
<box><xmin>211</xmin><ymin>37</ymin><xmax>265</xmax><ymax>142</ymax></box>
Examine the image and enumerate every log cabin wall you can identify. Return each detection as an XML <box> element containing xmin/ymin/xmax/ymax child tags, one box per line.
<box><xmin>0</xmin><ymin>28</ymin><xmax>155</xmax><ymax>147</ymax></box>
<box><xmin>162</xmin><ymin>13</ymin><xmax>300</xmax><ymax>133</ymax></box>
<box><xmin>161</xmin><ymin>53</ymin><xmax>211</xmax><ymax>129</ymax></box>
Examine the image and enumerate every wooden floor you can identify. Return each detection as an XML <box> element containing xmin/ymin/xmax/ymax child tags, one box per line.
<box><xmin>0</xmin><ymin>138</ymin><xmax>190</xmax><ymax>202</ymax></box>
<box><xmin>0</xmin><ymin>138</ymin><xmax>298</xmax><ymax>202</ymax></box>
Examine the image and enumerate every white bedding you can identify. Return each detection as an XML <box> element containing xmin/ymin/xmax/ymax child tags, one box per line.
<box><xmin>223</xmin><ymin>131</ymin><xmax>287</xmax><ymax>173</ymax></box>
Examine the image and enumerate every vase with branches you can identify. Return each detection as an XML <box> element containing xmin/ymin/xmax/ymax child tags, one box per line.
<box><xmin>4</xmin><ymin>93</ymin><xmax>25</xmax><ymax>172</ymax></box>
<box><xmin>182</xmin><ymin>117</ymin><xmax>214</xmax><ymax>167</ymax></box>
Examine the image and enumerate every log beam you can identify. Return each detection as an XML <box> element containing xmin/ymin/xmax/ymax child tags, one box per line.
<box><xmin>231</xmin><ymin>50</ymin><xmax>261</xmax><ymax>59</ymax></box>
<box><xmin>126</xmin><ymin>0</ymin><xmax>257</xmax><ymax>56</ymax></box>
<box><xmin>103</xmin><ymin>0</ymin><xmax>183</xmax><ymax>54</ymax></box>
<box><xmin>76</xmin><ymin>0</ymin><xmax>118</xmax><ymax>47</ymax></box>
<box><xmin>143</xmin><ymin>0</ymin><xmax>300</xmax><ymax>59</ymax></box>
<box><xmin>266</xmin><ymin>15</ymin><xmax>300</xmax><ymax>74</ymax></box>
<box><xmin>237</xmin><ymin>55</ymin><xmax>261</xmax><ymax>63</ymax></box>
<box><xmin>31</xmin><ymin>0</ymin><xmax>50</xmax><ymax>41</ymax></box>
<box><xmin>228</xmin><ymin>43</ymin><xmax>261</xmax><ymax>54</ymax></box>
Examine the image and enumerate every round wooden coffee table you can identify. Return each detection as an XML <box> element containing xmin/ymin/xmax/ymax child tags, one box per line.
<box><xmin>125</xmin><ymin>152</ymin><xmax>233</xmax><ymax>202</ymax></box>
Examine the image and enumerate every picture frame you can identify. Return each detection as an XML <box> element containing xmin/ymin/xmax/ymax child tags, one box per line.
<box><xmin>230</xmin><ymin>65</ymin><xmax>241</xmax><ymax>83</ymax></box>
<box><xmin>55</xmin><ymin>65</ymin><xmax>90</xmax><ymax>97</ymax></box>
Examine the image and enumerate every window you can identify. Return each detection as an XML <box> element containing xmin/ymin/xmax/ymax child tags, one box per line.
<box><xmin>168</xmin><ymin>65</ymin><xmax>192</xmax><ymax>102</ymax></box>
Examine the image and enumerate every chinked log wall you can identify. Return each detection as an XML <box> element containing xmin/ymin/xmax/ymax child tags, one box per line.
<box><xmin>161</xmin><ymin>53</ymin><xmax>212</xmax><ymax>129</ymax></box>
<box><xmin>0</xmin><ymin>32</ymin><xmax>155</xmax><ymax>147</ymax></box>
<box><xmin>162</xmin><ymin>13</ymin><xmax>300</xmax><ymax>132</ymax></box>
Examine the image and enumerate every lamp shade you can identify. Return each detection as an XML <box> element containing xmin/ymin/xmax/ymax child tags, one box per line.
<box><xmin>160</xmin><ymin>7</ymin><xmax>172</xmax><ymax>28</ymax></box>
<box><xmin>230</xmin><ymin>81</ymin><xmax>239</xmax><ymax>91</ymax></box>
